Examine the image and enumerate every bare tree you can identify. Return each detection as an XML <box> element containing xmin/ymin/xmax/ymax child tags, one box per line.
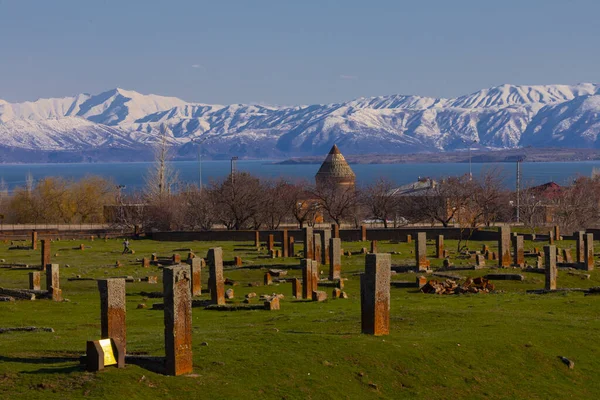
<box><xmin>210</xmin><ymin>172</ymin><xmax>262</xmax><ymax>230</ymax></box>
<box><xmin>363</xmin><ymin>178</ymin><xmax>399</xmax><ymax>228</ymax></box>
<box><xmin>311</xmin><ymin>180</ymin><xmax>359</xmax><ymax>226</ymax></box>
<box><xmin>145</xmin><ymin>128</ymin><xmax>178</xmax><ymax>200</ymax></box>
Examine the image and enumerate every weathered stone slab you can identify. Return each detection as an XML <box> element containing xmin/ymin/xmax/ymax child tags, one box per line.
<box><xmin>332</xmin><ymin>223</ymin><xmax>340</xmax><ymax>239</ymax></box>
<box><xmin>329</xmin><ymin>238</ymin><xmax>342</xmax><ymax>280</ymax></box>
<box><xmin>267</xmin><ymin>234</ymin><xmax>275</xmax><ymax>252</ymax></box>
<box><xmin>484</xmin><ymin>273</ymin><xmax>524</xmax><ymax>281</ymax></box>
<box><xmin>188</xmin><ymin>258</ymin><xmax>202</xmax><ymax>296</ymax></box>
<box><xmin>312</xmin><ymin>290</ymin><xmax>327</xmax><ymax>302</ymax></box>
<box><xmin>314</xmin><ymin>233</ymin><xmax>322</xmax><ymax>265</ymax></box>
<box><xmin>98</xmin><ymin>278</ymin><xmax>127</xmax><ymax>353</ymax></box>
<box><xmin>544</xmin><ymin>245</ymin><xmax>557</xmax><ymax>290</ymax></box>
<box><xmin>361</xmin><ymin>225</ymin><xmax>367</xmax><ymax>241</ymax></box>
<box><xmin>254</xmin><ymin>230</ymin><xmax>260</xmax><ymax>247</ymax></box>
<box><xmin>321</xmin><ymin>229</ymin><xmax>331</xmax><ymax>265</ymax></box>
<box><xmin>584</xmin><ymin>233</ymin><xmax>594</xmax><ymax>271</ymax></box>
<box><xmin>281</xmin><ymin>229</ymin><xmax>289</xmax><ymax>258</ymax></box>
<box><xmin>207</xmin><ymin>247</ymin><xmax>225</xmax><ymax>305</ymax></box>
<box><xmin>361</xmin><ymin>253</ymin><xmax>391</xmax><ymax>336</ymax></box>
<box><xmin>576</xmin><ymin>231</ymin><xmax>585</xmax><ymax>263</ymax></box>
<box><xmin>45</xmin><ymin>263</ymin><xmax>61</xmax><ymax>301</ymax></box>
<box><xmin>415</xmin><ymin>232</ymin><xmax>429</xmax><ymax>271</ymax></box>
<box><xmin>513</xmin><ymin>235</ymin><xmax>524</xmax><ymax>267</ymax></box>
<box><xmin>304</xmin><ymin>227</ymin><xmax>314</xmax><ymax>260</ymax></box>
<box><xmin>41</xmin><ymin>239</ymin><xmax>51</xmax><ymax>269</ymax></box>
<box><xmin>29</xmin><ymin>271</ymin><xmax>41</xmax><ymax>291</ymax></box>
<box><xmin>291</xmin><ymin>278</ymin><xmax>302</xmax><ymax>298</ymax></box>
<box><xmin>370</xmin><ymin>240</ymin><xmax>378</xmax><ymax>254</ymax></box>
<box><xmin>436</xmin><ymin>235</ymin><xmax>444</xmax><ymax>259</ymax></box>
<box><xmin>301</xmin><ymin>259</ymin><xmax>318</xmax><ymax>299</ymax></box>
<box><xmin>288</xmin><ymin>236</ymin><xmax>295</xmax><ymax>257</ymax></box>
<box><xmin>499</xmin><ymin>226</ymin><xmax>511</xmax><ymax>267</ymax></box>
<box><xmin>31</xmin><ymin>231</ymin><xmax>38</xmax><ymax>250</ymax></box>
<box><xmin>163</xmin><ymin>265</ymin><xmax>193</xmax><ymax>376</ymax></box>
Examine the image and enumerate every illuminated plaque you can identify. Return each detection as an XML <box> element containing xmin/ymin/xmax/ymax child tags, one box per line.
<box><xmin>98</xmin><ymin>339</ymin><xmax>117</xmax><ymax>366</ymax></box>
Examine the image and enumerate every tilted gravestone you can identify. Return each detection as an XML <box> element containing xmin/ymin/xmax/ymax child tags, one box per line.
<box><xmin>98</xmin><ymin>278</ymin><xmax>127</xmax><ymax>353</ymax></box>
<box><xmin>361</xmin><ymin>253</ymin><xmax>391</xmax><ymax>336</ymax></box>
<box><xmin>163</xmin><ymin>265</ymin><xmax>193</xmax><ymax>376</ymax></box>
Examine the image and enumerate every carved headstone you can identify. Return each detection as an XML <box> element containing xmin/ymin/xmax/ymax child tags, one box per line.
<box><xmin>436</xmin><ymin>235</ymin><xmax>444</xmax><ymax>259</ymax></box>
<box><xmin>29</xmin><ymin>271</ymin><xmax>41</xmax><ymax>290</ymax></box>
<box><xmin>291</xmin><ymin>278</ymin><xmax>302</xmax><ymax>298</ymax></box>
<box><xmin>361</xmin><ymin>253</ymin><xmax>391</xmax><ymax>336</ymax></box>
<box><xmin>254</xmin><ymin>230</ymin><xmax>260</xmax><ymax>247</ymax></box>
<box><xmin>584</xmin><ymin>233</ymin><xmax>594</xmax><ymax>271</ymax></box>
<box><xmin>281</xmin><ymin>229</ymin><xmax>289</xmax><ymax>258</ymax></box>
<box><xmin>321</xmin><ymin>229</ymin><xmax>331</xmax><ymax>265</ymax></box>
<box><xmin>267</xmin><ymin>234</ymin><xmax>275</xmax><ymax>252</ymax></box>
<box><xmin>332</xmin><ymin>223</ymin><xmax>340</xmax><ymax>239</ymax></box>
<box><xmin>31</xmin><ymin>231</ymin><xmax>38</xmax><ymax>250</ymax></box>
<box><xmin>288</xmin><ymin>236</ymin><xmax>295</xmax><ymax>257</ymax></box>
<box><xmin>188</xmin><ymin>257</ymin><xmax>202</xmax><ymax>296</ymax></box>
<box><xmin>264</xmin><ymin>272</ymin><xmax>272</xmax><ymax>286</ymax></box>
<box><xmin>41</xmin><ymin>239</ymin><xmax>51</xmax><ymax>269</ymax></box>
<box><xmin>163</xmin><ymin>265</ymin><xmax>193</xmax><ymax>376</ymax></box>
<box><xmin>207</xmin><ymin>247</ymin><xmax>225</xmax><ymax>305</ymax></box>
<box><xmin>563</xmin><ymin>248</ymin><xmax>573</xmax><ymax>264</ymax></box>
<box><xmin>98</xmin><ymin>278</ymin><xmax>127</xmax><ymax>353</ymax></box>
<box><xmin>314</xmin><ymin>233</ymin><xmax>322</xmax><ymax>264</ymax></box>
<box><xmin>329</xmin><ymin>238</ymin><xmax>342</xmax><ymax>280</ymax></box>
<box><xmin>576</xmin><ymin>231</ymin><xmax>585</xmax><ymax>263</ymax></box>
<box><xmin>415</xmin><ymin>232</ymin><xmax>429</xmax><ymax>271</ymax></box>
<box><xmin>304</xmin><ymin>227</ymin><xmax>314</xmax><ymax>260</ymax></box>
<box><xmin>513</xmin><ymin>235</ymin><xmax>524</xmax><ymax>267</ymax></box>
<box><xmin>45</xmin><ymin>263</ymin><xmax>61</xmax><ymax>301</ymax></box>
<box><xmin>361</xmin><ymin>225</ymin><xmax>367</xmax><ymax>241</ymax></box>
<box><xmin>544</xmin><ymin>245</ymin><xmax>557</xmax><ymax>290</ymax></box>
<box><xmin>301</xmin><ymin>259</ymin><xmax>317</xmax><ymax>299</ymax></box>
<box><xmin>370</xmin><ymin>240</ymin><xmax>378</xmax><ymax>254</ymax></box>
<box><xmin>498</xmin><ymin>226</ymin><xmax>511</xmax><ymax>267</ymax></box>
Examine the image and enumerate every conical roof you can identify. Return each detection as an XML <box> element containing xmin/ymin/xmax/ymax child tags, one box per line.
<box><xmin>315</xmin><ymin>145</ymin><xmax>356</xmax><ymax>181</ymax></box>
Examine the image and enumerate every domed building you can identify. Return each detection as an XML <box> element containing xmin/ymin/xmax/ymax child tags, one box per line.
<box><xmin>315</xmin><ymin>145</ymin><xmax>356</xmax><ymax>190</ymax></box>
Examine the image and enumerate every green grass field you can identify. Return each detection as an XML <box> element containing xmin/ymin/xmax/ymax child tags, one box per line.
<box><xmin>1</xmin><ymin>236</ymin><xmax>599</xmax><ymax>399</ymax></box>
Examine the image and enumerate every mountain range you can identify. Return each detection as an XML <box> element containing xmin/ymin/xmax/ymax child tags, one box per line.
<box><xmin>1</xmin><ymin>84</ymin><xmax>600</xmax><ymax>162</ymax></box>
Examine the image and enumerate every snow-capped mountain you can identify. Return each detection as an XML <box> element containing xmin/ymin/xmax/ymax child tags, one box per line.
<box><xmin>1</xmin><ymin>83</ymin><xmax>600</xmax><ymax>161</ymax></box>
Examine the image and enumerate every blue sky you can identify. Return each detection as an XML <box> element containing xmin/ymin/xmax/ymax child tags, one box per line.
<box><xmin>0</xmin><ymin>0</ymin><xmax>599</xmax><ymax>105</ymax></box>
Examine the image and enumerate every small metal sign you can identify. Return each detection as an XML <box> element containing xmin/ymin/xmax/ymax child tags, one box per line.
<box><xmin>98</xmin><ymin>338</ymin><xmax>117</xmax><ymax>366</ymax></box>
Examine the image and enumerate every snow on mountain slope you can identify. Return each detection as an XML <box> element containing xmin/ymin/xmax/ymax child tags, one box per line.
<box><xmin>1</xmin><ymin>83</ymin><xmax>600</xmax><ymax>159</ymax></box>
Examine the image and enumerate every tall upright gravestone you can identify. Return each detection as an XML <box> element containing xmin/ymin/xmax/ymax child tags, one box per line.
<box><xmin>267</xmin><ymin>235</ymin><xmax>275</xmax><ymax>252</ymax></box>
<box><xmin>31</xmin><ymin>231</ymin><xmax>38</xmax><ymax>250</ymax></box>
<box><xmin>498</xmin><ymin>226</ymin><xmax>511</xmax><ymax>268</ymax></box>
<box><xmin>98</xmin><ymin>278</ymin><xmax>127</xmax><ymax>353</ymax></box>
<box><xmin>29</xmin><ymin>271</ymin><xmax>41</xmax><ymax>291</ymax></box>
<box><xmin>435</xmin><ymin>235</ymin><xmax>444</xmax><ymax>259</ymax></box>
<box><xmin>188</xmin><ymin>257</ymin><xmax>202</xmax><ymax>296</ymax></box>
<box><xmin>41</xmin><ymin>239</ymin><xmax>51</xmax><ymax>270</ymax></box>
<box><xmin>321</xmin><ymin>229</ymin><xmax>331</xmax><ymax>265</ymax></box>
<box><xmin>281</xmin><ymin>229</ymin><xmax>289</xmax><ymax>258</ymax></box>
<box><xmin>163</xmin><ymin>265</ymin><xmax>193</xmax><ymax>376</ymax></box>
<box><xmin>584</xmin><ymin>233</ymin><xmax>594</xmax><ymax>271</ymax></box>
<box><xmin>207</xmin><ymin>247</ymin><xmax>225</xmax><ymax>305</ymax></box>
<box><xmin>361</xmin><ymin>253</ymin><xmax>391</xmax><ymax>336</ymax></box>
<box><xmin>331</xmin><ymin>223</ymin><xmax>340</xmax><ymax>239</ymax></box>
<box><xmin>513</xmin><ymin>235</ymin><xmax>525</xmax><ymax>267</ymax></box>
<box><xmin>361</xmin><ymin>225</ymin><xmax>367</xmax><ymax>241</ymax></box>
<box><xmin>329</xmin><ymin>237</ymin><xmax>342</xmax><ymax>280</ymax></box>
<box><xmin>304</xmin><ymin>227</ymin><xmax>314</xmax><ymax>261</ymax></box>
<box><xmin>415</xmin><ymin>232</ymin><xmax>429</xmax><ymax>271</ymax></box>
<box><xmin>544</xmin><ymin>245</ymin><xmax>557</xmax><ymax>290</ymax></box>
<box><xmin>45</xmin><ymin>263</ymin><xmax>61</xmax><ymax>301</ymax></box>
<box><xmin>314</xmin><ymin>233</ymin><xmax>322</xmax><ymax>264</ymax></box>
<box><xmin>301</xmin><ymin>259</ymin><xmax>318</xmax><ymax>299</ymax></box>
<box><xmin>576</xmin><ymin>231</ymin><xmax>585</xmax><ymax>263</ymax></box>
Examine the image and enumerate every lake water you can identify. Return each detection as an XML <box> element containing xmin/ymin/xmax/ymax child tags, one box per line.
<box><xmin>0</xmin><ymin>160</ymin><xmax>598</xmax><ymax>192</ymax></box>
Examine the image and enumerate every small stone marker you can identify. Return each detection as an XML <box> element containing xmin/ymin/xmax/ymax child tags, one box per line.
<box><xmin>482</xmin><ymin>244</ymin><xmax>489</xmax><ymax>253</ymax></box>
<box><xmin>436</xmin><ymin>235</ymin><xmax>444</xmax><ymax>259</ymax></box>
<box><xmin>553</xmin><ymin>226</ymin><xmax>560</xmax><ymax>241</ymax></box>
<box><xmin>188</xmin><ymin>257</ymin><xmax>202</xmax><ymax>296</ymax></box>
<box><xmin>264</xmin><ymin>296</ymin><xmax>280</xmax><ymax>310</ymax></box>
<box><xmin>29</xmin><ymin>271</ymin><xmax>41</xmax><ymax>291</ymax></box>
<box><xmin>234</xmin><ymin>256</ymin><xmax>243</xmax><ymax>267</ymax></box>
<box><xmin>499</xmin><ymin>226</ymin><xmax>511</xmax><ymax>268</ymax></box>
<box><xmin>267</xmin><ymin>234</ymin><xmax>275</xmax><ymax>251</ymax></box>
<box><xmin>544</xmin><ymin>245</ymin><xmax>557</xmax><ymax>290</ymax></box>
<box><xmin>406</xmin><ymin>234</ymin><xmax>412</xmax><ymax>244</ymax></box>
<box><xmin>207</xmin><ymin>247</ymin><xmax>225</xmax><ymax>305</ymax></box>
<box><xmin>186</xmin><ymin>252</ymin><xmax>195</xmax><ymax>261</ymax></box>
<box><xmin>370</xmin><ymin>240</ymin><xmax>378</xmax><ymax>254</ymax></box>
<box><xmin>254</xmin><ymin>230</ymin><xmax>260</xmax><ymax>247</ymax></box>
<box><xmin>151</xmin><ymin>253</ymin><xmax>159</xmax><ymax>262</ymax></box>
<box><xmin>361</xmin><ymin>225</ymin><xmax>367</xmax><ymax>241</ymax></box>
<box><xmin>415</xmin><ymin>232</ymin><xmax>430</xmax><ymax>271</ymax></box>
<box><xmin>98</xmin><ymin>278</ymin><xmax>127</xmax><ymax>353</ymax></box>
<box><xmin>361</xmin><ymin>253</ymin><xmax>391</xmax><ymax>336</ymax></box>
<box><xmin>31</xmin><ymin>231</ymin><xmax>38</xmax><ymax>250</ymax></box>
<box><xmin>304</xmin><ymin>227</ymin><xmax>314</xmax><ymax>260</ymax></box>
<box><xmin>41</xmin><ymin>239</ymin><xmax>51</xmax><ymax>269</ymax></box>
<box><xmin>163</xmin><ymin>265</ymin><xmax>193</xmax><ymax>376</ymax></box>
<box><xmin>291</xmin><ymin>278</ymin><xmax>302</xmax><ymax>298</ymax></box>
<box><xmin>314</xmin><ymin>233</ymin><xmax>322</xmax><ymax>264</ymax></box>
<box><xmin>45</xmin><ymin>263</ymin><xmax>61</xmax><ymax>301</ymax></box>
<box><xmin>79</xmin><ymin>244</ymin><xmax>85</xmax><ymax>251</ymax></box>
<box><xmin>417</xmin><ymin>275</ymin><xmax>427</xmax><ymax>288</ymax></box>
<box><xmin>282</xmin><ymin>229</ymin><xmax>289</xmax><ymax>258</ymax></box>
<box><xmin>142</xmin><ymin>257</ymin><xmax>150</xmax><ymax>268</ymax></box>
<box><xmin>312</xmin><ymin>290</ymin><xmax>327</xmax><ymax>302</ymax></box>
<box><xmin>475</xmin><ymin>254</ymin><xmax>486</xmax><ymax>267</ymax></box>
<box><xmin>86</xmin><ymin>338</ymin><xmax>124</xmax><ymax>372</ymax></box>
<box><xmin>513</xmin><ymin>235</ymin><xmax>524</xmax><ymax>267</ymax></box>
<box><xmin>329</xmin><ymin>237</ymin><xmax>342</xmax><ymax>280</ymax></box>
<box><xmin>270</xmin><ymin>249</ymin><xmax>277</xmax><ymax>259</ymax></box>
<box><xmin>225</xmin><ymin>288</ymin><xmax>234</xmax><ymax>299</ymax></box>
<box><xmin>264</xmin><ymin>272</ymin><xmax>273</xmax><ymax>286</ymax></box>
<box><xmin>563</xmin><ymin>248</ymin><xmax>573</xmax><ymax>264</ymax></box>
<box><xmin>332</xmin><ymin>288</ymin><xmax>342</xmax><ymax>298</ymax></box>
<box><xmin>172</xmin><ymin>254</ymin><xmax>181</xmax><ymax>264</ymax></box>
<box><xmin>584</xmin><ymin>233</ymin><xmax>594</xmax><ymax>271</ymax></box>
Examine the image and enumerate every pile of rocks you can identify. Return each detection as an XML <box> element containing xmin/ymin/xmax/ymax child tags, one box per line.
<box><xmin>420</xmin><ymin>277</ymin><xmax>495</xmax><ymax>295</ymax></box>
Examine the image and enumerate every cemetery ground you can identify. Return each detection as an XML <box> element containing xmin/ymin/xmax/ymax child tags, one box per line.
<box><xmin>1</xmin><ymin>236</ymin><xmax>600</xmax><ymax>399</ymax></box>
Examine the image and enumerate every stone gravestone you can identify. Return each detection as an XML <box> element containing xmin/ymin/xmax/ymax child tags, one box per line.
<box><xmin>314</xmin><ymin>233</ymin><xmax>322</xmax><ymax>264</ymax></box>
<box><xmin>86</xmin><ymin>338</ymin><xmax>124</xmax><ymax>372</ymax></box>
<box><xmin>281</xmin><ymin>229</ymin><xmax>289</xmax><ymax>258</ymax></box>
<box><xmin>301</xmin><ymin>259</ymin><xmax>317</xmax><ymax>299</ymax></box>
<box><xmin>576</xmin><ymin>231</ymin><xmax>585</xmax><ymax>263</ymax></box>
<box><xmin>553</xmin><ymin>226</ymin><xmax>560</xmax><ymax>241</ymax></box>
<box><xmin>498</xmin><ymin>226</ymin><xmax>511</xmax><ymax>268</ymax></box>
<box><xmin>288</xmin><ymin>236</ymin><xmax>295</xmax><ymax>257</ymax></box>
<box><xmin>291</xmin><ymin>278</ymin><xmax>302</xmax><ymax>299</ymax></box>
<box><xmin>163</xmin><ymin>265</ymin><xmax>193</xmax><ymax>376</ymax></box>
<box><xmin>267</xmin><ymin>234</ymin><xmax>275</xmax><ymax>252</ymax></box>
<box><xmin>142</xmin><ymin>257</ymin><xmax>150</xmax><ymax>268</ymax></box>
<box><xmin>98</xmin><ymin>278</ymin><xmax>126</xmax><ymax>353</ymax></box>
<box><xmin>360</xmin><ymin>253</ymin><xmax>391</xmax><ymax>336</ymax></box>
<box><xmin>254</xmin><ymin>231</ymin><xmax>260</xmax><ymax>247</ymax></box>
<box><xmin>29</xmin><ymin>271</ymin><xmax>41</xmax><ymax>291</ymax></box>
<box><xmin>406</xmin><ymin>234</ymin><xmax>412</xmax><ymax>244</ymax></box>
<box><xmin>264</xmin><ymin>272</ymin><xmax>272</xmax><ymax>286</ymax></box>
<box><xmin>544</xmin><ymin>245</ymin><xmax>557</xmax><ymax>290</ymax></box>
<box><xmin>172</xmin><ymin>254</ymin><xmax>181</xmax><ymax>265</ymax></box>
<box><xmin>513</xmin><ymin>235</ymin><xmax>525</xmax><ymax>267</ymax></box>
<box><xmin>415</xmin><ymin>232</ymin><xmax>430</xmax><ymax>271</ymax></box>
<box><xmin>332</xmin><ymin>223</ymin><xmax>340</xmax><ymax>239</ymax></box>
<box><xmin>584</xmin><ymin>233</ymin><xmax>594</xmax><ymax>271</ymax></box>
<box><xmin>361</xmin><ymin>225</ymin><xmax>367</xmax><ymax>241</ymax></box>
<box><xmin>563</xmin><ymin>248</ymin><xmax>573</xmax><ymax>264</ymax></box>
<box><xmin>188</xmin><ymin>257</ymin><xmax>202</xmax><ymax>296</ymax></box>
<box><xmin>329</xmin><ymin>238</ymin><xmax>342</xmax><ymax>280</ymax></box>
<box><xmin>45</xmin><ymin>263</ymin><xmax>61</xmax><ymax>301</ymax></box>
<box><xmin>41</xmin><ymin>239</ymin><xmax>51</xmax><ymax>270</ymax></box>
<box><xmin>304</xmin><ymin>227</ymin><xmax>314</xmax><ymax>260</ymax></box>
<box><xmin>549</xmin><ymin>230</ymin><xmax>555</xmax><ymax>245</ymax></box>
<box><xmin>370</xmin><ymin>240</ymin><xmax>378</xmax><ymax>254</ymax></box>
<box><xmin>207</xmin><ymin>247</ymin><xmax>225</xmax><ymax>305</ymax></box>
<box><xmin>475</xmin><ymin>254</ymin><xmax>486</xmax><ymax>267</ymax></box>
<box><xmin>436</xmin><ymin>235</ymin><xmax>444</xmax><ymax>259</ymax></box>
<box><xmin>321</xmin><ymin>229</ymin><xmax>331</xmax><ymax>265</ymax></box>
<box><xmin>31</xmin><ymin>231</ymin><xmax>38</xmax><ymax>250</ymax></box>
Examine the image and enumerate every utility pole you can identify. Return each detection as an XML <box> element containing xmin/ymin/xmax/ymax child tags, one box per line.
<box><xmin>192</xmin><ymin>136</ymin><xmax>212</xmax><ymax>191</ymax></box>
<box><xmin>516</xmin><ymin>158</ymin><xmax>522</xmax><ymax>223</ymax></box>
<box><xmin>230</xmin><ymin>156</ymin><xmax>238</xmax><ymax>184</ymax></box>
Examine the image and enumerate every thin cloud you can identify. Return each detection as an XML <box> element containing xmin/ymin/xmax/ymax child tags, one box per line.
<box><xmin>339</xmin><ymin>74</ymin><xmax>358</xmax><ymax>80</ymax></box>
<box><xmin>191</xmin><ymin>64</ymin><xmax>204</xmax><ymax>69</ymax></box>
